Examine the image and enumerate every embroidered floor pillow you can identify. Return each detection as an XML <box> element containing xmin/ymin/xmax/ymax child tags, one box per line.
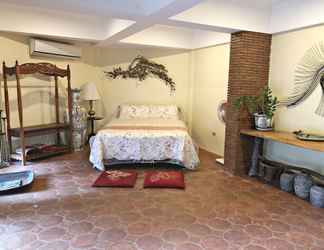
<box><xmin>93</xmin><ymin>170</ymin><xmax>137</xmax><ymax>187</ymax></box>
<box><xmin>143</xmin><ymin>171</ymin><xmax>185</xmax><ymax>189</ymax></box>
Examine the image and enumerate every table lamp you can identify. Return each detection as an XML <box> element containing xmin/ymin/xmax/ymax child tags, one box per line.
<box><xmin>81</xmin><ymin>82</ymin><xmax>100</xmax><ymax>117</ymax></box>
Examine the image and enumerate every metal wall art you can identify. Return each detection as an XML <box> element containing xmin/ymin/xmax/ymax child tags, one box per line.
<box><xmin>105</xmin><ymin>56</ymin><xmax>176</xmax><ymax>92</ymax></box>
<box><xmin>281</xmin><ymin>42</ymin><xmax>324</xmax><ymax>116</ymax></box>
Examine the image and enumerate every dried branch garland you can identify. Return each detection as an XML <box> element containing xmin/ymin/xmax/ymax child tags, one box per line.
<box><xmin>104</xmin><ymin>56</ymin><xmax>176</xmax><ymax>92</ymax></box>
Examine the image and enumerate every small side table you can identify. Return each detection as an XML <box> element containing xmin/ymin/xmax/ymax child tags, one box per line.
<box><xmin>88</xmin><ymin>116</ymin><xmax>103</xmax><ymax>141</ymax></box>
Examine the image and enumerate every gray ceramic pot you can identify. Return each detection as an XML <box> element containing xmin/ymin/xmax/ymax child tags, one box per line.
<box><xmin>294</xmin><ymin>174</ymin><xmax>313</xmax><ymax>200</ymax></box>
<box><xmin>280</xmin><ymin>172</ymin><xmax>296</xmax><ymax>193</ymax></box>
<box><xmin>310</xmin><ymin>185</ymin><xmax>324</xmax><ymax>208</ymax></box>
<box><xmin>254</xmin><ymin>113</ymin><xmax>273</xmax><ymax>130</ymax></box>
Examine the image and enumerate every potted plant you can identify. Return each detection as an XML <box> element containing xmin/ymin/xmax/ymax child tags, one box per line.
<box><xmin>233</xmin><ymin>86</ymin><xmax>278</xmax><ymax>130</ymax></box>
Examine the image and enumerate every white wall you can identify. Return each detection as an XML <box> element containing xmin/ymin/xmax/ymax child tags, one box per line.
<box><xmin>268</xmin><ymin>24</ymin><xmax>324</xmax><ymax>175</ymax></box>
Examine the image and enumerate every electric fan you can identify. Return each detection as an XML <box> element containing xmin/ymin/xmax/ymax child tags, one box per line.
<box><xmin>216</xmin><ymin>100</ymin><xmax>227</xmax><ymax>165</ymax></box>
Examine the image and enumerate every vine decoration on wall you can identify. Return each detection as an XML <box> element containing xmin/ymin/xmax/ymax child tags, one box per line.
<box><xmin>104</xmin><ymin>56</ymin><xmax>176</xmax><ymax>92</ymax></box>
<box><xmin>280</xmin><ymin>42</ymin><xmax>324</xmax><ymax>117</ymax></box>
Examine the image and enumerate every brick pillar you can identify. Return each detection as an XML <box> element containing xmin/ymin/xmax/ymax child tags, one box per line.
<box><xmin>224</xmin><ymin>31</ymin><xmax>272</xmax><ymax>176</ymax></box>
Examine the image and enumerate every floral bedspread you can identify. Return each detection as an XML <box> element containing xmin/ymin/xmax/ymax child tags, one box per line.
<box><xmin>89</xmin><ymin>118</ymin><xmax>199</xmax><ymax>170</ymax></box>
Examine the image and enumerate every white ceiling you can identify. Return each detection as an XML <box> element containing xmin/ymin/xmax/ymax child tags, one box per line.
<box><xmin>0</xmin><ymin>0</ymin><xmax>175</xmax><ymax>19</ymax></box>
<box><xmin>0</xmin><ymin>0</ymin><xmax>323</xmax><ymax>50</ymax></box>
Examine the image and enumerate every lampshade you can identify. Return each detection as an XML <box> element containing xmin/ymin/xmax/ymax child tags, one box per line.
<box><xmin>81</xmin><ymin>82</ymin><xmax>100</xmax><ymax>101</ymax></box>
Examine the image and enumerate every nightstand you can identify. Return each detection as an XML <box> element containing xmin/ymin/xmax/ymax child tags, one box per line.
<box><xmin>88</xmin><ymin>116</ymin><xmax>103</xmax><ymax>141</ymax></box>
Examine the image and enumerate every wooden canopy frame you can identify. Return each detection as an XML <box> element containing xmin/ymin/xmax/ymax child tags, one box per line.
<box><xmin>2</xmin><ymin>61</ymin><xmax>73</xmax><ymax>165</ymax></box>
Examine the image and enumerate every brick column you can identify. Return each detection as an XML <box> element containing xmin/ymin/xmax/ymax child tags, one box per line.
<box><xmin>224</xmin><ymin>31</ymin><xmax>272</xmax><ymax>175</ymax></box>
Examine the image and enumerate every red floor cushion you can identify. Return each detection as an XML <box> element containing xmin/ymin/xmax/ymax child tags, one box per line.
<box><xmin>93</xmin><ymin>170</ymin><xmax>137</xmax><ymax>187</ymax></box>
<box><xmin>144</xmin><ymin>171</ymin><xmax>185</xmax><ymax>189</ymax></box>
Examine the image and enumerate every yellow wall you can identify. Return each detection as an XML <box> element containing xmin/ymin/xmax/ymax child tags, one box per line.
<box><xmin>0</xmin><ymin>32</ymin><xmax>99</xmax><ymax>127</ymax></box>
<box><xmin>0</xmin><ymin>32</ymin><xmax>230</xmax><ymax>155</ymax></box>
<box><xmin>95</xmin><ymin>48</ymin><xmax>193</xmax><ymax>127</ymax></box>
<box><xmin>191</xmin><ymin>44</ymin><xmax>229</xmax><ymax>155</ymax></box>
<box><xmin>268</xmin><ymin>24</ymin><xmax>324</xmax><ymax>174</ymax></box>
<box><xmin>95</xmin><ymin>46</ymin><xmax>230</xmax><ymax>156</ymax></box>
<box><xmin>3</xmin><ymin>27</ymin><xmax>322</xmax><ymax>169</ymax></box>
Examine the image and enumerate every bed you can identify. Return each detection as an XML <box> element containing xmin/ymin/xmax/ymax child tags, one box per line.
<box><xmin>89</xmin><ymin>104</ymin><xmax>199</xmax><ymax>170</ymax></box>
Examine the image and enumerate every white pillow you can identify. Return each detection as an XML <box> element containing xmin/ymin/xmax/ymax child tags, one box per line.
<box><xmin>119</xmin><ymin>104</ymin><xmax>179</xmax><ymax>120</ymax></box>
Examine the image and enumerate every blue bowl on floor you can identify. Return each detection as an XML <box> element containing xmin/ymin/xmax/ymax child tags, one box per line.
<box><xmin>0</xmin><ymin>170</ymin><xmax>34</xmax><ymax>192</ymax></box>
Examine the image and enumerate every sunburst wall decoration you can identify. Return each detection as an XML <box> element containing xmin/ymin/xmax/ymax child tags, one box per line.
<box><xmin>280</xmin><ymin>42</ymin><xmax>324</xmax><ymax>116</ymax></box>
<box><xmin>104</xmin><ymin>56</ymin><xmax>176</xmax><ymax>92</ymax></box>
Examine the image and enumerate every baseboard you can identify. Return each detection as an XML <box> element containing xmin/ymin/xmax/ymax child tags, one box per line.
<box><xmin>197</xmin><ymin>145</ymin><xmax>223</xmax><ymax>158</ymax></box>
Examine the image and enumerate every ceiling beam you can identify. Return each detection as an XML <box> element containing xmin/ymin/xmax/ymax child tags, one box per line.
<box><xmin>163</xmin><ymin>19</ymin><xmax>238</xmax><ymax>34</ymax></box>
<box><xmin>97</xmin><ymin>0</ymin><xmax>204</xmax><ymax>46</ymax></box>
<box><xmin>2</xmin><ymin>0</ymin><xmax>323</xmax><ymax>50</ymax></box>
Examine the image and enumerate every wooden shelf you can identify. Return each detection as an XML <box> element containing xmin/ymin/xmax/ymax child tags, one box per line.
<box><xmin>11</xmin><ymin>145</ymin><xmax>70</xmax><ymax>161</ymax></box>
<box><xmin>3</xmin><ymin>61</ymin><xmax>72</xmax><ymax>165</ymax></box>
<box><xmin>10</xmin><ymin>123</ymin><xmax>70</xmax><ymax>137</ymax></box>
<box><xmin>241</xmin><ymin>129</ymin><xmax>324</xmax><ymax>153</ymax></box>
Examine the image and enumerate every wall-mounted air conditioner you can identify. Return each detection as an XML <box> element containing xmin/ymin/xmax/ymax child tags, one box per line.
<box><xmin>29</xmin><ymin>38</ymin><xmax>81</xmax><ymax>60</ymax></box>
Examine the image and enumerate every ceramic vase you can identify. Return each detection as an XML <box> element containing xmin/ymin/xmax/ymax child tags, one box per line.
<box><xmin>71</xmin><ymin>89</ymin><xmax>87</xmax><ymax>151</ymax></box>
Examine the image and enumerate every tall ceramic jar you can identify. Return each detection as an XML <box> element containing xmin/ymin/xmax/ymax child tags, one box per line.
<box><xmin>70</xmin><ymin>89</ymin><xmax>87</xmax><ymax>151</ymax></box>
<box><xmin>294</xmin><ymin>173</ymin><xmax>313</xmax><ymax>200</ymax></box>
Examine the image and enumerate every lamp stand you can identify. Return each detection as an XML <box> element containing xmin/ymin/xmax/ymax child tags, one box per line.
<box><xmin>88</xmin><ymin>100</ymin><xmax>96</xmax><ymax>117</ymax></box>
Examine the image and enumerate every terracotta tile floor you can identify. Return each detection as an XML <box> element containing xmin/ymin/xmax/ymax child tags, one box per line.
<box><xmin>0</xmin><ymin>150</ymin><xmax>324</xmax><ymax>250</ymax></box>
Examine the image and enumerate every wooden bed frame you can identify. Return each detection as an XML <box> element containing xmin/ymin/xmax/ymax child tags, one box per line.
<box><xmin>103</xmin><ymin>159</ymin><xmax>185</xmax><ymax>169</ymax></box>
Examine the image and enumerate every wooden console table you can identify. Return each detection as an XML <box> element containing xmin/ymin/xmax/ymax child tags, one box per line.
<box><xmin>240</xmin><ymin>129</ymin><xmax>324</xmax><ymax>176</ymax></box>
